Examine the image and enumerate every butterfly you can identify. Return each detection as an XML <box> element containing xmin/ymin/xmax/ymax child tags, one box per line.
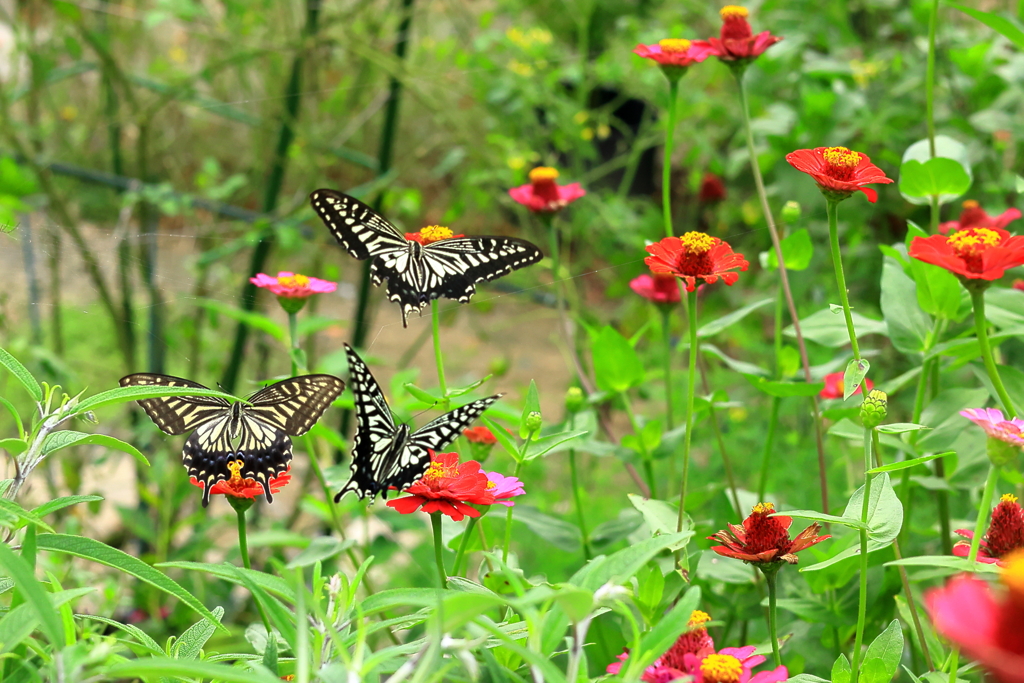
<box><xmin>120</xmin><ymin>373</ymin><xmax>345</xmax><ymax>507</ymax></box>
<box><xmin>334</xmin><ymin>343</ymin><xmax>502</xmax><ymax>502</ymax></box>
<box><xmin>309</xmin><ymin>189</ymin><xmax>544</xmax><ymax>326</ymax></box>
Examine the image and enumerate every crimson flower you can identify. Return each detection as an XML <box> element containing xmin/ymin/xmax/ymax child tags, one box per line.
<box><xmin>710</xmin><ymin>502</ymin><xmax>830</xmax><ymax>565</ymax></box>
<box><xmin>698</xmin><ymin>173</ymin><xmax>727</xmax><ymax>204</ymax></box>
<box><xmin>463</xmin><ymin>426</ymin><xmax>497</xmax><ymax>445</ymax></box>
<box><xmin>909</xmin><ymin>228</ymin><xmax>1024</xmax><ymax>283</ymax></box>
<box><xmin>926</xmin><ymin>550</ymin><xmax>1024</xmax><ymax>683</ymax></box>
<box><xmin>250</xmin><ymin>272</ymin><xmax>336</xmax><ymax>298</ymax></box>
<box><xmin>820</xmin><ymin>372</ymin><xmax>873</xmax><ymax>400</ymax></box>
<box><xmin>508</xmin><ymin>167</ymin><xmax>586</xmax><ymax>213</ymax></box>
<box><xmin>645</xmin><ymin>232</ymin><xmax>748</xmax><ymax>292</ymax></box>
<box><xmin>190</xmin><ymin>461</ymin><xmax>291</xmax><ymax>502</ymax></box>
<box><xmin>953</xmin><ymin>494</ymin><xmax>1024</xmax><ymax>565</ymax></box>
<box><xmin>633</xmin><ymin>38</ymin><xmax>712</xmax><ymax>69</ymax></box>
<box><xmin>785</xmin><ymin>146</ymin><xmax>893</xmax><ymax>203</ymax></box>
<box><xmin>630</xmin><ymin>273</ymin><xmax>682</xmax><ymax>305</ymax></box>
<box><xmin>1014</xmin><ymin>279</ymin><xmax>1024</xmax><ymax>291</ymax></box>
<box><xmin>405</xmin><ymin>225</ymin><xmax>465</xmax><ymax>245</ymax></box>
<box><xmin>386</xmin><ymin>451</ymin><xmax>494</xmax><ymax>521</ymax></box>
<box><xmin>691</xmin><ymin>6</ymin><xmax>782</xmax><ymax>64</ymax></box>
<box><xmin>485</xmin><ymin>471</ymin><xmax>525</xmax><ymax>507</ymax></box>
<box><xmin>607</xmin><ymin>610</ymin><xmax>716</xmax><ymax>682</ymax></box>
<box><xmin>940</xmin><ymin>200</ymin><xmax>1022</xmax><ymax>235</ymax></box>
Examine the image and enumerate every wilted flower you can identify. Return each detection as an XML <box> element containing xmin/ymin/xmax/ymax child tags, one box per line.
<box><xmin>508</xmin><ymin>167</ymin><xmax>586</xmax><ymax>213</ymax></box>
<box><xmin>645</xmin><ymin>232</ymin><xmax>749</xmax><ymax>292</ymax></box>
<box><xmin>820</xmin><ymin>372</ymin><xmax>873</xmax><ymax>400</ymax></box>
<box><xmin>190</xmin><ymin>461</ymin><xmax>291</xmax><ymax>506</ymax></box>
<box><xmin>606</xmin><ymin>610</ymin><xmax>715</xmax><ymax>682</ymax></box>
<box><xmin>709</xmin><ymin>502</ymin><xmax>830</xmax><ymax>565</ymax></box>
<box><xmin>692</xmin><ymin>6</ymin><xmax>782</xmax><ymax>65</ymax></box>
<box><xmin>939</xmin><ymin>200</ymin><xmax>1021</xmax><ymax>235</ymax></box>
<box><xmin>386</xmin><ymin>451</ymin><xmax>495</xmax><ymax>521</ymax></box>
<box><xmin>909</xmin><ymin>228</ymin><xmax>1024</xmax><ymax>284</ymax></box>
<box><xmin>485</xmin><ymin>471</ymin><xmax>525</xmax><ymax>507</ymax></box>
<box><xmin>953</xmin><ymin>494</ymin><xmax>1024</xmax><ymax>565</ymax></box>
<box><xmin>405</xmin><ymin>225</ymin><xmax>465</xmax><ymax>245</ymax></box>
<box><xmin>786</xmin><ymin>146</ymin><xmax>893</xmax><ymax>203</ymax></box>
<box><xmin>630</xmin><ymin>273</ymin><xmax>682</xmax><ymax>305</ymax></box>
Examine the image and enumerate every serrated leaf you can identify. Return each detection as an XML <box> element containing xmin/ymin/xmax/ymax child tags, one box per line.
<box><xmin>174</xmin><ymin>606</ymin><xmax>224</xmax><ymax>660</ymax></box>
<box><xmin>0</xmin><ymin>347</ymin><xmax>42</xmax><ymax>401</ymax></box>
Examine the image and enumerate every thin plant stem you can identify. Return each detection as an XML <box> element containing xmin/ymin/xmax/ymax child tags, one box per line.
<box><xmin>662</xmin><ymin>79</ymin><xmax>679</xmax><ymax>239</ymax></box>
<box><xmin>236</xmin><ymin>505</ymin><xmax>273</xmax><ymax>635</ymax></box>
<box><xmin>661</xmin><ymin>307</ymin><xmax>675</xmax><ymax>429</ymax></box>
<box><xmin>698</xmin><ymin>355</ymin><xmax>742</xmax><ymax>516</ymax></box>
<box><xmin>568</xmin><ymin>414</ymin><xmax>592</xmax><ymax>559</ymax></box>
<box><xmin>622</xmin><ymin>392</ymin><xmax>657</xmax><ymax>498</ymax></box>
<box><xmin>503</xmin><ymin>460</ymin><xmax>525</xmax><ymax>563</ymax></box>
<box><xmin>826</xmin><ymin>199</ymin><xmax>861</xmax><ymax>361</ymax></box>
<box><xmin>431</xmin><ymin>300</ymin><xmax>450</xmax><ymax>410</ymax></box>
<box><xmin>968</xmin><ymin>465</ymin><xmax>1000</xmax><ymax>562</ymax></box>
<box><xmin>947</xmin><ymin>648</ymin><xmax>960</xmax><ymax>683</ymax></box>
<box><xmin>970</xmin><ymin>288</ymin><xmax>1017</xmax><ymax>417</ymax></box>
<box><xmin>757</xmin><ymin>397</ymin><xmax>781</xmax><ymax>501</ymax></box>
<box><xmin>452</xmin><ymin>516</ymin><xmax>480</xmax><ymax>576</ymax></box>
<box><xmin>762</xmin><ymin>567</ymin><xmax>783</xmax><ymax>667</ymax></box>
<box><xmin>675</xmin><ymin>289</ymin><xmax>698</xmax><ymax>571</ymax></box>
<box><xmin>851</xmin><ymin>427</ymin><xmax>874</xmax><ymax>683</ymax></box>
<box><xmin>926</xmin><ymin>0</ymin><xmax>939</xmax><ymax>158</ymax></box>
<box><xmin>430</xmin><ymin>513</ymin><xmax>448</xmax><ymax>587</ymax></box>
<box><xmin>288</xmin><ymin>310</ymin><xmax>300</xmax><ymax>376</ymax></box>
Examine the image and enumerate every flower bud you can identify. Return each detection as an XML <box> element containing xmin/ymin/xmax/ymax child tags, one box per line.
<box><xmin>988</xmin><ymin>437</ymin><xmax>1021</xmax><ymax>467</ymax></box>
<box><xmin>860</xmin><ymin>389</ymin><xmax>888</xmax><ymax>429</ymax></box>
<box><xmin>781</xmin><ymin>200</ymin><xmax>801</xmax><ymax>222</ymax></box>
<box><xmin>525</xmin><ymin>411</ymin><xmax>543</xmax><ymax>433</ymax></box>
<box><xmin>565</xmin><ymin>387</ymin><xmax>585</xmax><ymax>413</ymax></box>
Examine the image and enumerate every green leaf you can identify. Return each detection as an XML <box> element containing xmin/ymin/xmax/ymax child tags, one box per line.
<box><xmin>899</xmin><ymin>158</ymin><xmax>971</xmax><ymax>199</ymax></box>
<box><xmin>227</xmin><ymin>565</ymin><xmax>296</xmax><ymax>650</ymax></box>
<box><xmin>403</xmin><ymin>383</ymin><xmax>439</xmax><ymax>405</ymax></box>
<box><xmin>36</xmin><ymin>534</ymin><xmax>227</xmax><ymax>632</ymax></box>
<box><xmin>910</xmin><ymin>258</ymin><xmax>962</xmax><ymax>321</ymax></box>
<box><xmin>860</xmin><ymin>620</ymin><xmax>903</xmax><ymax>683</ymax></box>
<box><xmin>843</xmin><ymin>359</ymin><xmax>871</xmax><ymax>400</ymax></box>
<box><xmin>155</xmin><ymin>561</ymin><xmax>296</xmax><ymax>602</ymax></box>
<box><xmin>886</xmin><ymin>555</ymin><xmax>1000</xmax><ymax>574</ymax></box>
<box><xmin>833</xmin><ymin>654</ymin><xmax>853</xmax><ymax>683</ymax></box>
<box><xmin>361</xmin><ymin>588</ymin><xmax>444</xmax><ymax>615</ymax></box>
<box><xmin>780</xmin><ymin>510</ymin><xmax>867</xmax><ymax>531</ymax></box>
<box><xmin>0</xmin><ymin>588</ymin><xmax>94</xmax><ymax>655</ymax></box>
<box><xmin>0</xmin><ymin>438</ymin><xmax>26</xmax><ymax>456</ymax></box>
<box><xmin>285</xmin><ymin>536</ymin><xmax>354</xmax><ymax>569</ymax></box>
<box><xmin>78</xmin><ymin>615</ymin><xmax>163</xmax><ymax>655</ymax></box>
<box><xmin>32</xmin><ymin>495</ymin><xmax>104</xmax><ymax>518</ymax></box>
<box><xmin>875</xmin><ymin>423</ymin><xmax>930</xmax><ymax>434</ymax></box>
<box><xmin>513</xmin><ymin>506</ymin><xmax>581</xmax><ymax>552</ymax></box>
<box><xmin>519</xmin><ymin>379</ymin><xmax>542</xmax><ymax>438</ymax></box>
<box><xmin>76</xmin><ymin>385</ymin><xmax>238</xmax><ymax>414</ymax></box>
<box><xmin>41</xmin><ymin>431</ymin><xmax>150</xmax><ymax>467</ymax></box>
<box><xmin>698</xmin><ymin>298</ymin><xmax>773</xmax><ymax>339</ymax></box>
<box><xmin>787</xmin><ymin>308</ymin><xmax>887</xmax><ymax>347</ymax></box>
<box><xmin>106</xmin><ymin>658</ymin><xmax>280</xmax><ymax>683</ymax></box>
<box><xmin>804</xmin><ymin>474</ymin><xmax>902</xmax><ymax>572</ymax></box>
<box><xmin>481</xmin><ymin>416</ymin><xmax>521</xmax><ymax>462</ymax></box>
<box><xmin>570</xmin><ymin>531</ymin><xmax>692</xmax><ymax>591</ymax></box>
<box><xmin>764</xmin><ymin>229</ymin><xmax>814</xmax><ymax>271</ymax></box>
<box><xmin>868</xmin><ymin>451</ymin><xmax>954</xmax><ymax>474</ymax></box>
<box><xmin>523</xmin><ymin>429</ymin><xmax>588</xmax><ymax>461</ymax></box>
<box><xmin>0</xmin><ymin>347</ymin><xmax>42</xmax><ymax>401</ymax></box>
<box><xmin>881</xmin><ymin>259</ymin><xmax>933</xmax><ymax>354</ymax></box>
<box><xmin>173</xmin><ymin>606</ymin><xmax>224</xmax><ymax>660</ymax></box>
<box><xmin>702</xmin><ymin>343</ymin><xmax>770</xmax><ymax>377</ymax></box>
<box><xmin>0</xmin><ymin>542</ymin><xmax>64</xmax><ymax>649</ymax></box>
<box><xmin>949</xmin><ymin>3</ymin><xmax>1024</xmax><ymax>49</ymax></box>
<box><xmin>0</xmin><ymin>500</ymin><xmax>54</xmax><ymax>533</ymax></box>
<box><xmin>745</xmin><ymin>375</ymin><xmax>824</xmax><ymax>398</ymax></box>
<box><xmin>0</xmin><ymin>397</ymin><xmax>24</xmax><ymax>438</ymax></box>
<box><xmin>446</xmin><ymin>374</ymin><xmax>492</xmax><ymax>398</ymax></box>
<box><xmin>625</xmin><ymin>588</ymin><xmax>702</xmax><ymax>680</ymax></box>
<box><xmin>628</xmin><ymin>496</ymin><xmax>693</xmax><ymax>551</ymax></box>
<box><xmin>592</xmin><ymin>326</ymin><xmax>644</xmax><ymax>393</ymax></box>
<box><xmin>899</xmin><ymin>136</ymin><xmax>973</xmax><ymax>206</ymax></box>
<box><xmin>195</xmin><ymin>298</ymin><xmax>286</xmax><ymax>342</ymax></box>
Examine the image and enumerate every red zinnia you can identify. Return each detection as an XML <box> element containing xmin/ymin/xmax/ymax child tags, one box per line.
<box><xmin>909</xmin><ymin>227</ymin><xmax>1024</xmax><ymax>282</ymax></box>
<box><xmin>1014</xmin><ymin>279</ymin><xmax>1024</xmax><ymax>291</ymax></box>
<box><xmin>386</xmin><ymin>451</ymin><xmax>495</xmax><ymax>521</ymax></box>
<box><xmin>709</xmin><ymin>502</ymin><xmax>830</xmax><ymax>565</ymax></box>
<box><xmin>633</xmin><ymin>38</ymin><xmax>712</xmax><ymax>68</ymax></box>
<box><xmin>405</xmin><ymin>225</ymin><xmax>465</xmax><ymax>244</ymax></box>
<box><xmin>644</xmin><ymin>232</ymin><xmax>748</xmax><ymax>292</ymax></box>
<box><xmin>607</xmin><ymin>610</ymin><xmax>716</xmax><ymax>681</ymax></box>
<box><xmin>939</xmin><ymin>200</ymin><xmax>1022</xmax><ymax>235</ymax></box>
<box><xmin>953</xmin><ymin>494</ymin><xmax>1024</xmax><ymax>565</ymax></box>
<box><xmin>630</xmin><ymin>273</ymin><xmax>682</xmax><ymax>305</ymax></box>
<box><xmin>786</xmin><ymin>146</ymin><xmax>893</xmax><ymax>203</ymax></box>
<box><xmin>508</xmin><ymin>167</ymin><xmax>586</xmax><ymax>213</ymax></box>
<box><xmin>698</xmin><ymin>173</ymin><xmax>727</xmax><ymax>204</ymax></box>
<box><xmin>691</xmin><ymin>6</ymin><xmax>782</xmax><ymax>64</ymax></box>
<box><xmin>819</xmin><ymin>372</ymin><xmax>873</xmax><ymax>400</ymax></box>
<box><xmin>926</xmin><ymin>550</ymin><xmax>1024</xmax><ymax>683</ymax></box>
<box><xmin>189</xmin><ymin>461</ymin><xmax>291</xmax><ymax>502</ymax></box>
<box><xmin>463</xmin><ymin>426</ymin><xmax>497</xmax><ymax>445</ymax></box>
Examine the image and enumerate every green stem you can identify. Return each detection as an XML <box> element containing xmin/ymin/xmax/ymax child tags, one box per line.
<box><xmin>947</xmin><ymin>648</ymin><xmax>960</xmax><ymax>683</ymax></box>
<box><xmin>288</xmin><ymin>310</ymin><xmax>300</xmax><ymax>376</ymax></box>
<box><xmin>851</xmin><ymin>427</ymin><xmax>874</xmax><ymax>683</ymax></box>
<box><xmin>503</xmin><ymin>460</ymin><xmax>525</xmax><ymax>563</ymax></box>
<box><xmin>675</xmin><ymin>289</ymin><xmax>698</xmax><ymax>571</ymax></box>
<box><xmin>826</xmin><ymin>199</ymin><xmax>861</xmax><ymax>361</ymax></box>
<box><xmin>929</xmin><ymin>195</ymin><xmax>940</xmax><ymax>233</ymax></box>
<box><xmin>431</xmin><ymin>300</ymin><xmax>450</xmax><ymax>410</ymax></box>
<box><xmin>452</xmin><ymin>516</ymin><xmax>479</xmax><ymax>576</ymax></box>
<box><xmin>968</xmin><ymin>465</ymin><xmax>1000</xmax><ymax>562</ymax></box>
<box><xmin>235</xmin><ymin>505</ymin><xmax>273</xmax><ymax>635</ymax></box>
<box><xmin>926</xmin><ymin>0</ymin><xmax>939</xmax><ymax>159</ymax></box>
<box><xmin>662</xmin><ymin>79</ymin><xmax>679</xmax><ymax>239</ymax></box>
<box><xmin>970</xmin><ymin>288</ymin><xmax>1017</xmax><ymax>417</ymax></box>
<box><xmin>430</xmin><ymin>513</ymin><xmax>448</xmax><ymax>587</ymax></box>
<box><xmin>757</xmin><ymin>397</ymin><xmax>781</xmax><ymax>501</ymax></box>
<box><xmin>569</xmin><ymin>448</ymin><xmax>592</xmax><ymax>560</ymax></box>
<box><xmin>622</xmin><ymin>393</ymin><xmax>657</xmax><ymax>499</ymax></box>
<box><xmin>661</xmin><ymin>307</ymin><xmax>675</xmax><ymax>429</ymax></box>
<box><xmin>762</xmin><ymin>567</ymin><xmax>783</xmax><ymax>667</ymax></box>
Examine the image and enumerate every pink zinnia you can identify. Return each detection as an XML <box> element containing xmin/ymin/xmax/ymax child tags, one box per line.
<box><xmin>630</xmin><ymin>273</ymin><xmax>682</xmax><ymax>305</ymax></box>
<box><xmin>509</xmin><ymin>167</ymin><xmax>586</xmax><ymax>213</ymax></box>
<box><xmin>485</xmin><ymin>471</ymin><xmax>525</xmax><ymax>507</ymax></box>
<box><xmin>633</xmin><ymin>39</ymin><xmax>712</xmax><ymax>68</ymax></box>
<box><xmin>250</xmin><ymin>272</ymin><xmax>337</xmax><ymax>298</ymax></box>
<box><xmin>606</xmin><ymin>610</ymin><xmax>715</xmax><ymax>682</ymax></box>
<box><xmin>681</xmin><ymin>647</ymin><xmax>788</xmax><ymax>683</ymax></box>
<box><xmin>819</xmin><ymin>372</ymin><xmax>873</xmax><ymax>400</ymax></box>
<box><xmin>939</xmin><ymin>200</ymin><xmax>1021</xmax><ymax>235</ymax></box>
<box><xmin>961</xmin><ymin>408</ymin><xmax>1024</xmax><ymax>448</ymax></box>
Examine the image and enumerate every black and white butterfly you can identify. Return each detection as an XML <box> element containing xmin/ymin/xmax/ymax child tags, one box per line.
<box><xmin>334</xmin><ymin>344</ymin><xmax>502</xmax><ymax>502</ymax></box>
<box><xmin>310</xmin><ymin>189</ymin><xmax>544</xmax><ymax>326</ymax></box>
<box><xmin>120</xmin><ymin>373</ymin><xmax>345</xmax><ymax>507</ymax></box>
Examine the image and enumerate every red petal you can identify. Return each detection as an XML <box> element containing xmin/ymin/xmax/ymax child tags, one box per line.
<box><xmin>859</xmin><ymin>187</ymin><xmax>878</xmax><ymax>203</ymax></box>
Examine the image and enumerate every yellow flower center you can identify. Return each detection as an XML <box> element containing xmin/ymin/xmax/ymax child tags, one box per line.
<box><xmin>529</xmin><ymin>166</ymin><xmax>560</xmax><ymax>182</ymax></box>
<box><xmin>948</xmin><ymin>227</ymin><xmax>1000</xmax><ymax>254</ymax></box>
<box><xmin>1002</xmin><ymin>493</ymin><xmax>1020</xmax><ymax>504</ymax></box>
<box><xmin>418</xmin><ymin>225</ymin><xmax>455</xmax><ymax>242</ymax></box>
<box><xmin>679</xmin><ymin>231</ymin><xmax>716</xmax><ymax>254</ymax></box>
<box><xmin>752</xmin><ymin>502</ymin><xmax>776</xmax><ymax>515</ymax></box>
<box><xmin>963</xmin><ymin>199</ymin><xmax>979</xmax><ymax>209</ymax></box>
<box><xmin>277</xmin><ymin>274</ymin><xmax>311</xmax><ymax>288</ymax></box>
<box><xmin>226</xmin><ymin>459</ymin><xmax>244</xmax><ymax>486</ymax></box>
<box><xmin>720</xmin><ymin>5</ymin><xmax>749</xmax><ymax>18</ymax></box>
<box><xmin>701</xmin><ymin>654</ymin><xmax>745</xmax><ymax>683</ymax></box>
<box><xmin>424</xmin><ymin>459</ymin><xmax>459</xmax><ymax>481</ymax></box>
<box><xmin>658</xmin><ymin>39</ymin><xmax>692</xmax><ymax>53</ymax></box>
<box><xmin>1001</xmin><ymin>549</ymin><xmax>1024</xmax><ymax>597</ymax></box>
<box><xmin>822</xmin><ymin>146</ymin><xmax>861</xmax><ymax>168</ymax></box>
<box><xmin>689</xmin><ymin>610</ymin><xmax>712</xmax><ymax>626</ymax></box>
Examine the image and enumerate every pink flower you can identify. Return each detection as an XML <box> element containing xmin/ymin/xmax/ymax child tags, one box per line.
<box><xmin>819</xmin><ymin>372</ymin><xmax>873</xmax><ymax>400</ymax></box>
<box><xmin>939</xmin><ymin>200</ymin><xmax>1022</xmax><ymax>235</ymax></box>
<box><xmin>484</xmin><ymin>471</ymin><xmax>525</xmax><ymax>507</ymax></box>
<box><xmin>681</xmin><ymin>647</ymin><xmax>788</xmax><ymax>683</ymax></box>
<box><xmin>633</xmin><ymin>39</ymin><xmax>712</xmax><ymax>68</ymax></box>
<box><xmin>250</xmin><ymin>272</ymin><xmax>337</xmax><ymax>298</ymax></box>
<box><xmin>509</xmin><ymin>167</ymin><xmax>586</xmax><ymax>213</ymax></box>
<box><xmin>630</xmin><ymin>273</ymin><xmax>682</xmax><ymax>304</ymax></box>
<box><xmin>961</xmin><ymin>408</ymin><xmax>1024</xmax><ymax>448</ymax></box>
<box><xmin>952</xmin><ymin>494</ymin><xmax>1024</xmax><ymax>565</ymax></box>
<box><xmin>606</xmin><ymin>611</ymin><xmax>715</xmax><ymax>682</ymax></box>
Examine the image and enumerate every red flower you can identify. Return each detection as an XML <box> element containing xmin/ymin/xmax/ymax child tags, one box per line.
<box><xmin>463</xmin><ymin>426</ymin><xmax>497</xmax><ymax>445</ymax></box>
<box><xmin>691</xmin><ymin>6</ymin><xmax>782</xmax><ymax>64</ymax></box>
<box><xmin>508</xmin><ymin>167</ymin><xmax>586</xmax><ymax>213</ymax></box>
<box><xmin>926</xmin><ymin>550</ymin><xmax>1024</xmax><ymax>683</ymax></box>
<box><xmin>250</xmin><ymin>272</ymin><xmax>337</xmax><ymax>298</ymax></box>
<box><xmin>819</xmin><ymin>372</ymin><xmax>873</xmax><ymax>400</ymax></box>
<box><xmin>633</xmin><ymin>38</ymin><xmax>712</xmax><ymax>68</ymax></box>
<box><xmin>630</xmin><ymin>273</ymin><xmax>682</xmax><ymax>304</ymax></box>
<box><xmin>189</xmin><ymin>461</ymin><xmax>291</xmax><ymax>502</ymax></box>
<box><xmin>953</xmin><ymin>494</ymin><xmax>1024</xmax><ymax>565</ymax></box>
<box><xmin>909</xmin><ymin>227</ymin><xmax>1024</xmax><ymax>282</ymax></box>
<box><xmin>698</xmin><ymin>173</ymin><xmax>727</xmax><ymax>204</ymax></box>
<box><xmin>785</xmin><ymin>146</ymin><xmax>893</xmax><ymax>203</ymax></box>
<box><xmin>940</xmin><ymin>200</ymin><xmax>1022</xmax><ymax>235</ymax></box>
<box><xmin>386</xmin><ymin>451</ymin><xmax>495</xmax><ymax>521</ymax></box>
<box><xmin>405</xmin><ymin>225</ymin><xmax>465</xmax><ymax>245</ymax></box>
<box><xmin>1014</xmin><ymin>279</ymin><xmax>1024</xmax><ymax>291</ymax></box>
<box><xmin>607</xmin><ymin>610</ymin><xmax>716</xmax><ymax>681</ymax></box>
<box><xmin>709</xmin><ymin>502</ymin><xmax>830</xmax><ymax>565</ymax></box>
<box><xmin>644</xmin><ymin>232</ymin><xmax>749</xmax><ymax>292</ymax></box>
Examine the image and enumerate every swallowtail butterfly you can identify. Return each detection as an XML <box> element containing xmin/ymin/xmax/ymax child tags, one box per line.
<box><xmin>310</xmin><ymin>189</ymin><xmax>543</xmax><ymax>326</ymax></box>
<box><xmin>120</xmin><ymin>373</ymin><xmax>345</xmax><ymax>507</ymax></box>
<box><xmin>334</xmin><ymin>343</ymin><xmax>501</xmax><ymax>502</ymax></box>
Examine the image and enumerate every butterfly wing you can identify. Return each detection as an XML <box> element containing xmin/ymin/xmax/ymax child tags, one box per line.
<box><xmin>408</xmin><ymin>394</ymin><xmax>503</xmax><ymax>455</ymax></box>
<box><xmin>246</xmin><ymin>374</ymin><xmax>346</xmax><ymax>435</ymax></box>
<box><xmin>119</xmin><ymin>373</ymin><xmax>230</xmax><ymax>435</ymax></box>
<box><xmin>182</xmin><ymin>415</ymin><xmax>240</xmax><ymax>508</ymax></box>
<box><xmin>309</xmin><ymin>189</ymin><xmax>407</xmax><ymax>260</ymax></box>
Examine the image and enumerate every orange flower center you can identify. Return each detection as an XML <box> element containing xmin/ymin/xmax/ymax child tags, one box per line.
<box><xmin>948</xmin><ymin>227</ymin><xmax>1001</xmax><ymax>258</ymax></box>
<box><xmin>416</xmin><ymin>225</ymin><xmax>456</xmax><ymax>244</ymax></box>
<box><xmin>689</xmin><ymin>609</ymin><xmax>712</xmax><ymax>627</ymax></box>
<box><xmin>963</xmin><ymin>199</ymin><xmax>980</xmax><ymax>209</ymax></box>
<box><xmin>701</xmin><ymin>654</ymin><xmax>745</xmax><ymax>683</ymax></box>
<box><xmin>753</xmin><ymin>501</ymin><xmax>776</xmax><ymax>514</ymax></box>
<box><xmin>1004</xmin><ymin>494</ymin><xmax>1021</xmax><ymax>504</ymax></box>
<box><xmin>529</xmin><ymin>166</ymin><xmax>560</xmax><ymax>183</ymax></box>
<box><xmin>277</xmin><ymin>274</ymin><xmax>311</xmax><ymax>288</ymax></box>
<box><xmin>821</xmin><ymin>147</ymin><xmax>862</xmax><ymax>181</ymax></box>
<box><xmin>720</xmin><ymin>5</ymin><xmax>749</xmax><ymax>18</ymax></box>
<box><xmin>679</xmin><ymin>231</ymin><xmax>716</xmax><ymax>255</ymax></box>
<box><xmin>424</xmin><ymin>459</ymin><xmax>459</xmax><ymax>481</ymax></box>
<box><xmin>658</xmin><ymin>39</ymin><xmax>692</xmax><ymax>53</ymax></box>
<box><xmin>227</xmin><ymin>459</ymin><xmax>244</xmax><ymax>485</ymax></box>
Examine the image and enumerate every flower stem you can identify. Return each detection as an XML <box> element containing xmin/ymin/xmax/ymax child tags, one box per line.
<box><xmin>926</xmin><ymin>0</ymin><xmax>939</xmax><ymax>159</ymax></box>
<box><xmin>675</xmin><ymin>289</ymin><xmax>698</xmax><ymax>572</ymax></box>
<box><xmin>452</xmin><ymin>516</ymin><xmax>479</xmax><ymax>577</ymax></box>
<box><xmin>762</xmin><ymin>566</ymin><xmax>783</xmax><ymax>667</ymax></box>
<box><xmin>502</xmin><ymin>460</ymin><xmax>525</xmax><ymax>563</ymax></box>
<box><xmin>569</xmin><ymin>448</ymin><xmax>592</xmax><ymax>560</ymax></box>
<box><xmin>662</xmin><ymin>79</ymin><xmax>679</xmax><ymax>239</ymax></box>
<box><xmin>431</xmin><ymin>300</ymin><xmax>449</xmax><ymax>410</ymax></box>
<box><xmin>826</xmin><ymin>199</ymin><xmax>861</xmax><ymax>361</ymax></box>
<box><xmin>851</xmin><ymin>426</ymin><xmax>874</xmax><ymax>683</ymax></box>
<box><xmin>622</xmin><ymin>392</ymin><xmax>657</xmax><ymax>499</ymax></box>
<box><xmin>947</xmin><ymin>648</ymin><xmax>960</xmax><ymax>683</ymax></box>
<box><xmin>430</xmin><ymin>512</ymin><xmax>448</xmax><ymax>587</ymax></box>
<box><xmin>757</xmin><ymin>397</ymin><xmax>781</xmax><ymax>501</ymax></box>
<box><xmin>969</xmin><ymin>287</ymin><xmax>1017</xmax><ymax>417</ymax></box>
<box><xmin>288</xmin><ymin>310</ymin><xmax>301</xmax><ymax>376</ymax></box>
<box><xmin>968</xmin><ymin>464</ymin><xmax>1000</xmax><ymax>562</ymax></box>
<box><xmin>235</xmin><ymin>504</ymin><xmax>273</xmax><ymax>636</ymax></box>
<box><xmin>661</xmin><ymin>307</ymin><xmax>675</xmax><ymax>429</ymax></box>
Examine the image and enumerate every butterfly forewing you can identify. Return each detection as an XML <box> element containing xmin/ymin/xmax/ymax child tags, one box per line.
<box><xmin>246</xmin><ymin>374</ymin><xmax>346</xmax><ymax>435</ymax></box>
<box><xmin>119</xmin><ymin>374</ymin><xmax>229</xmax><ymax>435</ymax></box>
<box><xmin>309</xmin><ymin>189</ymin><xmax>407</xmax><ymax>260</ymax></box>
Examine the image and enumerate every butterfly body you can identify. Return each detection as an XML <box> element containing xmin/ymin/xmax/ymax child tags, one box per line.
<box><xmin>121</xmin><ymin>373</ymin><xmax>345</xmax><ymax>507</ymax></box>
<box><xmin>334</xmin><ymin>344</ymin><xmax>502</xmax><ymax>502</ymax></box>
<box><xmin>310</xmin><ymin>189</ymin><xmax>543</xmax><ymax>326</ymax></box>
